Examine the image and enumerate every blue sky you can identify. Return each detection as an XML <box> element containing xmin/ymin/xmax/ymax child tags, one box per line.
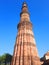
<box><xmin>0</xmin><ymin>0</ymin><xmax>49</xmax><ymax>57</ymax></box>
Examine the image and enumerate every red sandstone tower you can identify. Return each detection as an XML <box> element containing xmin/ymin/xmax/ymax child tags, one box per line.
<box><xmin>11</xmin><ymin>2</ymin><xmax>41</xmax><ymax>65</ymax></box>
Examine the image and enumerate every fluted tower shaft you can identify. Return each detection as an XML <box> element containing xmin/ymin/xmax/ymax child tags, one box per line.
<box><xmin>11</xmin><ymin>2</ymin><xmax>41</xmax><ymax>65</ymax></box>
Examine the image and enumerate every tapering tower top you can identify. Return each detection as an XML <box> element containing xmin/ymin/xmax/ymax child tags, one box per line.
<box><xmin>20</xmin><ymin>2</ymin><xmax>30</xmax><ymax>22</ymax></box>
<box><xmin>22</xmin><ymin>2</ymin><xmax>27</xmax><ymax>8</ymax></box>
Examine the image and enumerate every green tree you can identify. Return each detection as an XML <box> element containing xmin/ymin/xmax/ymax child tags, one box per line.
<box><xmin>0</xmin><ymin>53</ymin><xmax>12</xmax><ymax>65</ymax></box>
<box><xmin>0</xmin><ymin>56</ymin><xmax>1</xmax><ymax>61</ymax></box>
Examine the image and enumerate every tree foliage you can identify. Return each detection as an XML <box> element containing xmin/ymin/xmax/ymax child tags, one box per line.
<box><xmin>0</xmin><ymin>53</ymin><xmax>12</xmax><ymax>65</ymax></box>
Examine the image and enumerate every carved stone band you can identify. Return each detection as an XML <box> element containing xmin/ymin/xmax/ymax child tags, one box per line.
<box><xmin>17</xmin><ymin>33</ymin><xmax>34</xmax><ymax>38</ymax></box>
<box><xmin>14</xmin><ymin>56</ymin><xmax>40</xmax><ymax>61</ymax></box>
<box><xmin>17</xmin><ymin>21</ymin><xmax>32</xmax><ymax>29</ymax></box>
<box><xmin>16</xmin><ymin>42</ymin><xmax>36</xmax><ymax>47</ymax></box>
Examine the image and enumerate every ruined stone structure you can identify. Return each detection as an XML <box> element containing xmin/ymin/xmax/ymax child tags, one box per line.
<box><xmin>40</xmin><ymin>51</ymin><xmax>49</xmax><ymax>65</ymax></box>
<box><xmin>44</xmin><ymin>51</ymin><xmax>49</xmax><ymax>60</ymax></box>
<box><xmin>11</xmin><ymin>2</ymin><xmax>41</xmax><ymax>65</ymax></box>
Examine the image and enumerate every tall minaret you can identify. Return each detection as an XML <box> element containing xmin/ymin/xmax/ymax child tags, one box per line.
<box><xmin>11</xmin><ymin>2</ymin><xmax>41</xmax><ymax>65</ymax></box>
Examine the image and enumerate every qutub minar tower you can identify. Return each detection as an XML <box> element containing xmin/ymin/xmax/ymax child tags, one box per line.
<box><xmin>11</xmin><ymin>2</ymin><xmax>41</xmax><ymax>65</ymax></box>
